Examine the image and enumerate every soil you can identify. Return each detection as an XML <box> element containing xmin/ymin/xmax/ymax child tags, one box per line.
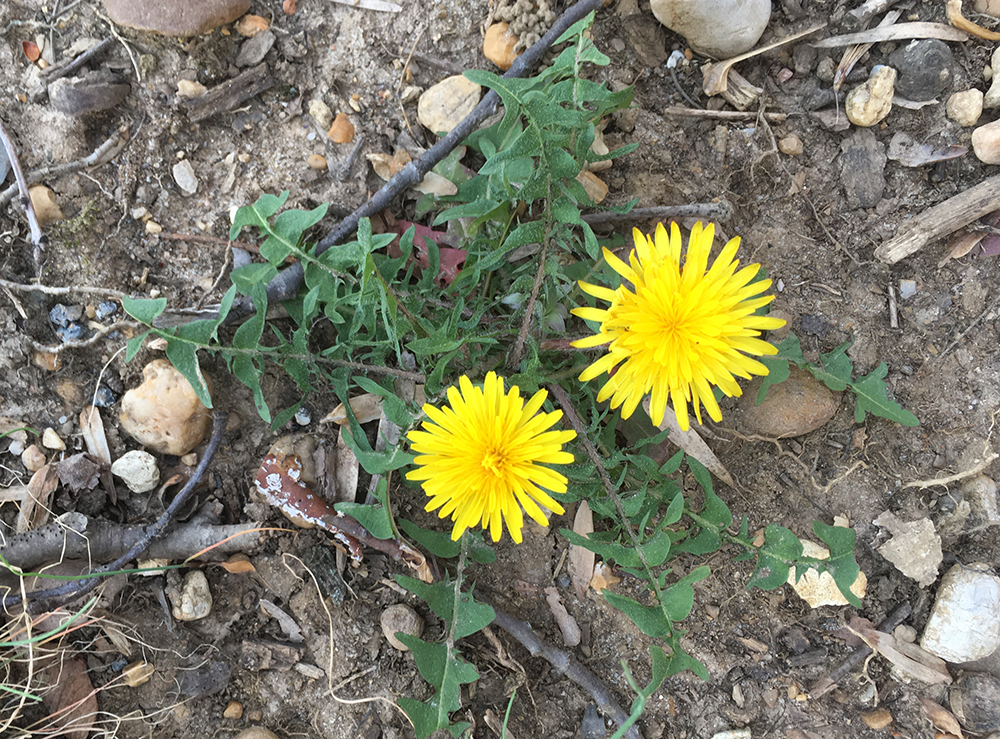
<box><xmin>1</xmin><ymin>1</ymin><xmax>999</xmax><ymax>738</ymax></box>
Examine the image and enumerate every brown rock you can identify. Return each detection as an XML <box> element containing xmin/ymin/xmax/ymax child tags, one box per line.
<box><xmin>102</xmin><ymin>0</ymin><xmax>250</xmax><ymax>37</ymax></box>
<box><xmin>33</xmin><ymin>350</ymin><xmax>62</xmax><ymax>371</ymax></box>
<box><xmin>576</xmin><ymin>170</ymin><xmax>609</xmax><ymax>204</ymax></box>
<box><xmin>235</xmin><ymin>14</ymin><xmax>269</xmax><ymax>37</ymax></box>
<box><xmin>306</xmin><ymin>154</ymin><xmax>327</xmax><ymax>170</ymax></box>
<box><xmin>119</xmin><ymin>359</ymin><xmax>212</xmax><ymax>455</ymax></box>
<box><xmin>778</xmin><ymin>134</ymin><xmax>804</xmax><ymax>156</ymax></box>
<box><xmin>223</xmin><ymin>701</ymin><xmax>244</xmax><ymax>719</ymax></box>
<box><xmin>484</xmin><ymin>22</ymin><xmax>520</xmax><ymax>72</ymax></box>
<box><xmin>21</xmin><ymin>445</ymin><xmax>47</xmax><ymax>472</ymax></box>
<box><xmin>380</xmin><ymin>604</ymin><xmax>425</xmax><ymax>651</ymax></box>
<box><xmin>328</xmin><ymin>113</ymin><xmax>354</xmax><ymax>144</ymax></box>
<box><xmin>738</xmin><ymin>366</ymin><xmax>842</xmax><ymax>438</ymax></box>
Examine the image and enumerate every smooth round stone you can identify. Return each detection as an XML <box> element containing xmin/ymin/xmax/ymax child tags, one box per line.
<box><xmin>920</xmin><ymin>562</ymin><xmax>1000</xmax><ymax>663</ymax></box>
<box><xmin>738</xmin><ymin>366</ymin><xmax>842</xmax><ymax>438</ymax></box>
<box><xmin>102</xmin><ymin>0</ymin><xmax>250</xmax><ymax>37</ymax></box>
<box><xmin>889</xmin><ymin>40</ymin><xmax>953</xmax><ymax>101</ymax></box>
<box><xmin>649</xmin><ymin>0</ymin><xmax>770</xmax><ymax>59</ymax></box>
<box><xmin>484</xmin><ymin>22</ymin><xmax>520</xmax><ymax>71</ymax></box>
<box><xmin>972</xmin><ymin>119</ymin><xmax>1000</xmax><ymax>164</ymax></box>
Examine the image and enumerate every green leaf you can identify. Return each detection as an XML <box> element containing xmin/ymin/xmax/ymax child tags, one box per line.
<box><xmin>560</xmin><ymin>529</ymin><xmax>642</xmax><ymax>568</ymax></box>
<box><xmin>399</xmin><ymin>521</ymin><xmax>496</xmax><ymax>564</ymax></box>
<box><xmin>125</xmin><ymin>330</ymin><xmax>150</xmax><ymax>362</ymax></box>
<box><xmin>757</xmin><ymin>357</ymin><xmax>790</xmax><ymax>405</ymax></box>
<box><xmin>809</xmin><ymin>337</ymin><xmax>853</xmax><ymax>392</ymax></box>
<box><xmin>342</xmin><ymin>426</ymin><xmax>415</xmax><ymax>475</ymax></box>
<box><xmin>353</xmin><ymin>375</ymin><xmax>414</xmax><ymax>427</ymax></box>
<box><xmin>396</xmin><ymin>576</ymin><xmax>496</xmax><ymax>639</ymax></box>
<box><xmin>602</xmin><ymin>591</ymin><xmax>672</xmax><ymax>639</ymax></box>
<box><xmin>397</xmin><ymin>637</ymin><xmax>479</xmax><ymax>739</ymax></box>
<box><xmin>850</xmin><ymin>363</ymin><xmax>919</xmax><ymax>426</ymax></box>
<box><xmin>229</xmin><ymin>191</ymin><xmax>289</xmax><ymax>240</ymax></box>
<box><xmin>164</xmin><ymin>341</ymin><xmax>213</xmax><ymax>409</ymax></box>
<box><xmin>663</xmin><ymin>491</ymin><xmax>684</xmax><ymax>526</ymax></box>
<box><xmin>335</xmin><ymin>478</ymin><xmax>395</xmax><ymax>540</ymax></box>
<box><xmin>122</xmin><ymin>296</ymin><xmax>167</xmax><ymax>324</ymax></box>
<box><xmin>813</xmin><ymin>521</ymin><xmax>863</xmax><ymax>607</ymax></box>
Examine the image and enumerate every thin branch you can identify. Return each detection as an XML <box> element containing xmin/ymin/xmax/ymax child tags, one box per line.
<box><xmin>509</xmin><ymin>238</ymin><xmax>549</xmax><ymax>369</ymax></box>
<box><xmin>39</xmin><ymin>35</ymin><xmax>114</xmax><ymax>82</ymax></box>
<box><xmin>223</xmin><ymin>0</ymin><xmax>605</xmax><ymax>323</ymax></box>
<box><xmin>31</xmin><ymin>320</ymin><xmax>138</xmax><ymax>355</ymax></box>
<box><xmin>0</xmin><ymin>118</ymin><xmax>47</xmax><ymax>271</ymax></box>
<box><xmin>4</xmin><ymin>409</ymin><xmax>228</xmax><ymax>613</ymax></box>
<box><xmin>0</xmin><ymin>277</ymin><xmax>129</xmax><ymax>299</ymax></box>
<box><xmin>0</xmin><ymin>125</ymin><xmax>128</xmax><ymax>207</ymax></box>
<box><xmin>490</xmin><ymin>605</ymin><xmax>642</xmax><ymax>739</ymax></box>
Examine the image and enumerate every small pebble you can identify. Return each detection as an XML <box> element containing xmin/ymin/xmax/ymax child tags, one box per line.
<box><xmin>739</xmin><ymin>366</ymin><xmax>841</xmax><ymax>438</ymax></box>
<box><xmin>122</xmin><ymin>660</ymin><xmax>155</xmax><ymax>687</ymax></box>
<box><xmin>899</xmin><ymin>279</ymin><xmax>916</xmax><ymax>299</ymax></box>
<box><xmin>235</xmin><ymin>14</ymin><xmax>269</xmax><ymax>37</ymax></box>
<box><xmin>380</xmin><ymin>604</ymin><xmax>424</xmax><ymax>651</ymax></box>
<box><xmin>170</xmin><ymin>570</ymin><xmax>213</xmax><ymax>621</ymax></box>
<box><xmin>861</xmin><ymin>709</ymin><xmax>893</xmax><ymax>730</ymax></box>
<box><xmin>56</xmin><ymin>324</ymin><xmax>85</xmax><ymax>343</ymax></box>
<box><xmin>308</xmin><ymin>98</ymin><xmax>333</xmax><ymax>130</ymax></box>
<box><xmin>306</xmin><ymin>154</ymin><xmax>327</xmax><ymax>170</ymax></box>
<box><xmin>845</xmin><ymin>66</ymin><xmax>895</xmax><ymax>127</ymax></box>
<box><xmin>49</xmin><ymin>303</ymin><xmax>83</xmax><ymax>327</ymax></box>
<box><xmin>95</xmin><ymin>301</ymin><xmax>118</xmax><ymax>320</ymax></box>
<box><xmin>778</xmin><ymin>134</ymin><xmax>804</xmax><ymax>156</ymax></box>
<box><xmin>223</xmin><ymin>701</ymin><xmax>244</xmax><ymax>719</ymax></box>
<box><xmin>92</xmin><ymin>386</ymin><xmax>117</xmax><ymax>407</ymax></box>
<box><xmin>235</xmin><ymin>29</ymin><xmax>275</xmax><ymax>67</ymax></box>
<box><xmin>972</xmin><ymin>119</ymin><xmax>1000</xmax><ymax>164</ymax></box>
<box><xmin>33</xmin><ymin>350</ymin><xmax>62</xmax><ymax>371</ymax></box>
<box><xmin>328</xmin><ymin>113</ymin><xmax>354</xmax><ymax>144</ymax></box>
<box><xmin>947</xmin><ymin>89</ymin><xmax>984</xmax><ymax>127</ymax></box>
<box><xmin>145</xmin><ymin>220</ymin><xmax>163</xmax><ymax>235</ymax></box>
<box><xmin>483</xmin><ymin>22</ymin><xmax>520</xmax><ymax>71</ymax></box>
<box><xmin>181</xmin><ymin>452</ymin><xmax>198</xmax><ymax>466</ymax></box>
<box><xmin>21</xmin><ymin>445</ymin><xmax>47</xmax><ymax>472</ymax></box>
<box><xmin>417</xmin><ymin>75</ymin><xmax>481</xmax><ymax>135</ymax></box>
<box><xmin>176</xmin><ymin>79</ymin><xmax>207</xmax><ymax>98</ymax></box>
<box><xmin>951</xmin><ymin>672</ymin><xmax>1000</xmax><ymax>733</ymax></box>
<box><xmin>111</xmin><ymin>450</ymin><xmax>161</xmax><ymax>493</ymax></box>
<box><xmin>172</xmin><ymin>159</ymin><xmax>199</xmax><ymax>195</ymax></box>
<box><xmin>8</xmin><ymin>439</ymin><xmax>25</xmax><ymax>456</ymax></box>
<box><xmin>294</xmin><ymin>407</ymin><xmax>312</xmax><ymax>426</ymax></box>
<box><xmin>42</xmin><ymin>428</ymin><xmax>66</xmax><ymax>450</ymax></box>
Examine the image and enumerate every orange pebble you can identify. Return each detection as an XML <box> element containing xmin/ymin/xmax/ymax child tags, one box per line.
<box><xmin>328</xmin><ymin>113</ymin><xmax>355</xmax><ymax>144</ymax></box>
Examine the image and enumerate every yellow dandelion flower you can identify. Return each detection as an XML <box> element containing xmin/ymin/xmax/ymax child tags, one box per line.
<box><xmin>405</xmin><ymin>372</ymin><xmax>576</xmax><ymax>544</ymax></box>
<box><xmin>571</xmin><ymin>221</ymin><xmax>785</xmax><ymax>432</ymax></box>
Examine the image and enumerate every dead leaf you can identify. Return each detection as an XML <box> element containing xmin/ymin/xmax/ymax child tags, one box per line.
<box><xmin>260</xmin><ymin>598</ymin><xmax>304</xmax><ymax>643</ymax></box>
<box><xmin>568</xmin><ymin>501</ymin><xmax>595</xmax><ymax>600</ymax></box>
<box><xmin>321</xmin><ymin>393</ymin><xmax>384</xmax><ymax>425</ymax></box>
<box><xmin>544</xmin><ymin>587</ymin><xmax>581</xmax><ymax>646</ymax></box>
<box><xmin>849</xmin><ymin>621</ymin><xmax>952</xmax><ymax>685</ymax></box>
<box><xmin>79</xmin><ymin>407</ymin><xmax>111</xmax><ymax>467</ymax></box>
<box><xmin>643</xmin><ymin>397</ymin><xmax>734</xmax><ymax>487</ymax></box>
<box><xmin>17</xmin><ymin>463</ymin><xmax>59</xmax><ymax>533</ymax></box>
<box><xmin>939</xmin><ymin>230</ymin><xmax>986</xmax><ymax>267</ymax></box>
<box><xmin>413</xmin><ymin>171</ymin><xmax>458</xmax><ymax>197</ymax></box>
<box><xmin>589</xmin><ymin>561</ymin><xmax>620</xmax><ymax>591</ymax></box>
<box><xmin>920</xmin><ymin>697</ymin><xmax>965</xmax><ymax>739</ymax></box>
<box><xmin>887</xmin><ymin>132</ymin><xmax>967</xmax><ymax>167</ymax></box>
<box><xmin>811</xmin><ymin>22</ymin><xmax>969</xmax><ymax>48</ymax></box>
<box><xmin>219</xmin><ymin>553</ymin><xmax>256</xmax><ymax>573</ymax></box>
<box><xmin>41</xmin><ymin>655</ymin><xmax>98</xmax><ymax>739</ymax></box>
<box><xmin>703</xmin><ymin>24</ymin><xmax>826</xmax><ymax>95</ymax></box>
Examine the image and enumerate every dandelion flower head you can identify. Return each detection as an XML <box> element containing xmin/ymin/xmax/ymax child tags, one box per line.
<box><xmin>405</xmin><ymin>372</ymin><xmax>576</xmax><ymax>543</ymax></box>
<box><xmin>572</xmin><ymin>221</ymin><xmax>785</xmax><ymax>432</ymax></box>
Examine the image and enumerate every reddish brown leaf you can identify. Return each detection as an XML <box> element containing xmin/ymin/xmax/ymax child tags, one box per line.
<box><xmin>219</xmin><ymin>553</ymin><xmax>255</xmax><ymax>573</ymax></box>
<box><xmin>22</xmin><ymin>41</ymin><xmax>40</xmax><ymax>62</ymax></box>
<box><xmin>42</xmin><ymin>655</ymin><xmax>97</xmax><ymax>739</ymax></box>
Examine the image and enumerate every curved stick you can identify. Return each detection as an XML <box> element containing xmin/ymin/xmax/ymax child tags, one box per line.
<box><xmin>2</xmin><ymin>410</ymin><xmax>228</xmax><ymax>613</ymax></box>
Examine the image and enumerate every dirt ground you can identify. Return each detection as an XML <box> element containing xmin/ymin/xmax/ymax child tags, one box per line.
<box><xmin>1</xmin><ymin>0</ymin><xmax>999</xmax><ymax>738</ymax></box>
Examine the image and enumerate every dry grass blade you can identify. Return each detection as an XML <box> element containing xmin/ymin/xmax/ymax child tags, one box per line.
<box><xmin>568</xmin><ymin>501</ymin><xmax>595</xmax><ymax>601</ymax></box>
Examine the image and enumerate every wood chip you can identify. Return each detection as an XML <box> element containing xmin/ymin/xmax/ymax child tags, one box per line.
<box><xmin>544</xmin><ymin>586</ymin><xmax>581</xmax><ymax>646</ymax></box>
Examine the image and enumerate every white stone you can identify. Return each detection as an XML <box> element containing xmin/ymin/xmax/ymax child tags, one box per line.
<box><xmin>972</xmin><ymin>119</ymin><xmax>1000</xmax><ymax>164</ymax></box>
<box><xmin>846</xmin><ymin>66</ymin><xmax>896</xmax><ymax>127</ymax></box>
<box><xmin>308</xmin><ymin>98</ymin><xmax>333</xmax><ymax>130</ymax></box>
<box><xmin>111</xmin><ymin>450</ymin><xmax>160</xmax><ymax>493</ymax></box>
<box><xmin>649</xmin><ymin>0</ymin><xmax>770</xmax><ymax>59</ymax></box>
<box><xmin>788</xmin><ymin>539</ymin><xmax>868</xmax><ymax>608</ymax></box>
<box><xmin>984</xmin><ymin>47</ymin><xmax>1000</xmax><ymax>109</ymax></box>
<box><xmin>170</xmin><ymin>570</ymin><xmax>213</xmax><ymax>621</ymax></box>
<box><xmin>42</xmin><ymin>427</ymin><xmax>66</xmax><ymax>450</ymax></box>
<box><xmin>920</xmin><ymin>562</ymin><xmax>1000</xmax><ymax>663</ymax></box>
<box><xmin>172</xmin><ymin>159</ymin><xmax>199</xmax><ymax>196</ymax></box>
<box><xmin>417</xmin><ymin>75</ymin><xmax>481</xmax><ymax>135</ymax></box>
<box><xmin>947</xmin><ymin>89</ymin><xmax>984</xmax><ymax>127</ymax></box>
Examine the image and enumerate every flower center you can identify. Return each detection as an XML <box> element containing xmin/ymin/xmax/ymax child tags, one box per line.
<box><xmin>480</xmin><ymin>447</ymin><xmax>508</xmax><ymax>478</ymax></box>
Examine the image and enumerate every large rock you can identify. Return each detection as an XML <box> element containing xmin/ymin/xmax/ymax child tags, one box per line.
<box><xmin>920</xmin><ymin>562</ymin><xmax>1000</xmax><ymax>663</ymax></box>
<box><xmin>102</xmin><ymin>0</ymin><xmax>250</xmax><ymax>37</ymax></box>
<box><xmin>417</xmin><ymin>75</ymin><xmax>481</xmax><ymax>135</ymax></box>
<box><xmin>120</xmin><ymin>359</ymin><xmax>211</xmax><ymax>456</ymax></box>
<box><xmin>649</xmin><ymin>0</ymin><xmax>770</xmax><ymax>59</ymax></box>
<box><xmin>738</xmin><ymin>366</ymin><xmax>842</xmax><ymax>438</ymax></box>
